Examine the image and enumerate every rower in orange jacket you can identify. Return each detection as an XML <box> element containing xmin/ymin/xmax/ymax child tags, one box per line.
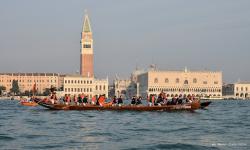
<box><xmin>97</xmin><ymin>95</ymin><xmax>105</xmax><ymax>106</ymax></box>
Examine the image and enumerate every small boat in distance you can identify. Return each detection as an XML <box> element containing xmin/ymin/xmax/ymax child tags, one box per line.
<box><xmin>20</xmin><ymin>83</ymin><xmax>38</xmax><ymax>107</ymax></box>
<box><xmin>20</xmin><ymin>101</ymin><xmax>38</xmax><ymax>107</ymax></box>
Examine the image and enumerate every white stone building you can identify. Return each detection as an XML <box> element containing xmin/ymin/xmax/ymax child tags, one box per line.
<box><xmin>137</xmin><ymin>69</ymin><xmax>222</xmax><ymax>99</ymax></box>
<box><xmin>63</xmin><ymin>75</ymin><xmax>108</xmax><ymax>98</ymax></box>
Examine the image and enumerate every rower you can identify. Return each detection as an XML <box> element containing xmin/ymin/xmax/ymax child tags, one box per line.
<box><xmin>112</xmin><ymin>96</ymin><xmax>118</xmax><ymax>105</ymax></box>
<box><xmin>156</xmin><ymin>93</ymin><xmax>164</xmax><ymax>105</ymax></box>
<box><xmin>117</xmin><ymin>96</ymin><xmax>123</xmax><ymax>106</ymax></box>
<box><xmin>131</xmin><ymin>96</ymin><xmax>136</xmax><ymax>105</ymax></box>
<box><xmin>83</xmin><ymin>95</ymin><xmax>88</xmax><ymax>105</ymax></box>
<box><xmin>97</xmin><ymin>95</ymin><xmax>105</xmax><ymax>106</ymax></box>
<box><xmin>171</xmin><ymin>96</ymin><xmax>177</xmax><ymax>105</ymax></box>
<box><xmin>78</xmin><ymin>93</ymin><xmax>84</xmax><ymax>105</ymax></box>
<box><xmin>136</xmin><ymin>96</ymin><xmax>142</xmax><ymax>105</ymax></box>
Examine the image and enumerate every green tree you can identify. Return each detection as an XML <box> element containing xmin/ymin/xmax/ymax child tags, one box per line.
<box><xmin>10</xmin><ymin>80</ymin><xmax>20</xmax><ymax>95</ymax></box>
<box><xmin>43</xmin><ymin>88</ymin><xmax>51</xmax><ymax>96</ymax></box>
<box><xmin>0</xmin><ymin>86</ymin><xmax>6</xmax><ymax>95</ymax></box>
<box><xmin>58</xmin><ymin>86</ymin><xmax>64</xmax><ymax>91</ymax></box>
<box><xmin>21</xmin><ymin>90</ymin><xmax>32</xmax><ymax>96</ymax></box>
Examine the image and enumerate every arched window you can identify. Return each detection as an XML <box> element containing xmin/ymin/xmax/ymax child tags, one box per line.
<box><xmin>165</xmin><ymin>78</ymin><xmax>169</xmax><ymax>83</ymax></box>
<box><xmin>184</xmin><ymin>80</ymin><xmax>188</xmax><ymax>85</ymax></box>
<box><xmin>176</xmin><ymin>78</ymin><xmax>179</xmax><ymax>83</ymax></box>
<box><xmin>154</xmin><ymin>78</ymin><xmax>158</xmax><ymax>83</ymax></box>
<box><xmin>193</xmin><ymin>78</ymin><xmax>197</xmax><ymax>83</ymax></box>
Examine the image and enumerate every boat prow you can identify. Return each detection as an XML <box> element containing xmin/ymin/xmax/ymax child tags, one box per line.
<box><xmin>200</xmin><ymin>101</ymin><xmax>212</xmax><ymax>109</ymax></box>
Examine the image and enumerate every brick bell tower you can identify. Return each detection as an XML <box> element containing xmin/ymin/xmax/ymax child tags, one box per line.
<box><xmin>80</xmin><ymin>13</ymin><xmax>94</xmax><ymax>77</ymax></box>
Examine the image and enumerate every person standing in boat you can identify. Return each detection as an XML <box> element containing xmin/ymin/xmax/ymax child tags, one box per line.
<box><xmin>65</xmin><ymin>94</ymin><xmax>71</xmax><ymax>105</ymax></box>
<box><xmin>91</xmin><ymin>95</ymin><xmax>97</xmax><ymax>105</ymax></box>
<box><xmin>117</xmin><ymin>95</ymin><xmax>123</xmax><ymax>106</ymax></box>
<box><xmin>148</xmin><ymin>94</ymin><xmax>155</xmax><ymax>106</ymax></box>
<box><xmin>63</xmin><ymin>94</ymin><xmax>67</xmax><ymax>104</ymax></box>
<box><xmin>73</xmin><ymin>94</ymin><xmax>78</xmax><ymax>105</ymax></box>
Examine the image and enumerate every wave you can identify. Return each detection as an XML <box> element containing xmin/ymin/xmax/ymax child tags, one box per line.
<box><xmin>124</xmin><ymin>143</ymin><xmax>220</xmax><ymax>150</ymax></box>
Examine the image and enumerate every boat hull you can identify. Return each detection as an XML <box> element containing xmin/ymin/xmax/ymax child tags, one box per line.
<box><xmin>21</xmin><ymin>102</ymin><xmax>38</xmax><ymax>107</ymax></box>
<box><xmin>37</xmin><ymin>101</ymin><xmax>209</xmax><ymax>111</ymax></box>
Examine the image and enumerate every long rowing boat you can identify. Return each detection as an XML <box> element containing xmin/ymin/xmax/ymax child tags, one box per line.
<box><xmin>36</xmin><ymin>100</ymin><xmax>211</xmax><ymax>111</ymax></box>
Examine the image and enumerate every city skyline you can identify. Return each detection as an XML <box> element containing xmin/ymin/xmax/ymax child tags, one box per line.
<box><xmin>0</xmin><ymin>0</ymin><xmax>250</xmax><ymax>83</ymax></box>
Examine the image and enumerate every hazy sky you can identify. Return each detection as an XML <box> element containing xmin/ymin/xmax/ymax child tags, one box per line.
<box><xmin>0</xmin><ymin>0</ymin><xmax>250</xmax><ymax>83</ymax></box>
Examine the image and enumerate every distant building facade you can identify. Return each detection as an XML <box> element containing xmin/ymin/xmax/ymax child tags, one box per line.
<box><xmin>63</xmin><ymin>76</ymin><xmax>108</xmax><ymax>98</ymax></box>
<box><xmin>113</xmin><ymin>69</ymin><xmax>145</xmax><ymax>98</ymax></box>
<box><xmin>0</xmin><ymin>73</ymin><xmax>64</xmax><ymax>94</ymax></box>
<box><xmin>234</xmin><ymin>82</ymin><xmax>250</xmax><ymax>99</ymax></box>
<box><xmin>137</xmin><ymin>69</ymin><xmax>222</xmax><ymax>99</ymax></box>
<box><xmin>114</xmin><ymin>79</ymin><xmax>135</xmax><ymax>98</ymax></box>
<box><xmin>223</xmin><ymin>82</ymin><xmax>250</xmax><ymax>99</ymax></box>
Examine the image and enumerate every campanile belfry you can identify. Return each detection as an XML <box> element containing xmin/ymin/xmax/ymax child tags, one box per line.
<box><xmin>80</xmin><ymin>13</ymin><xmax>94</xmax><ymax>77</ymax></box>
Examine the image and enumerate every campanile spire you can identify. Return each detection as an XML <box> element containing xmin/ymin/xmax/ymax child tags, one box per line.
<box><xmin>82</xmin><ymin>13</ymin><xmax>92</xmax><ymax>33</ymax></box>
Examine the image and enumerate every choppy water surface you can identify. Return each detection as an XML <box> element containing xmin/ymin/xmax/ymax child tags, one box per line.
<box><xmin>0</xmin><ymin>100</ymin><xmax>249</xmax><ymax>150</ymax></box>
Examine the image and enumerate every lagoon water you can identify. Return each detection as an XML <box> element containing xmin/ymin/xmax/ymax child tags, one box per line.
<box><xmin>0</xmin><ymin>100</ymin><xmax>249</xmax><ymax>150</ymax></box>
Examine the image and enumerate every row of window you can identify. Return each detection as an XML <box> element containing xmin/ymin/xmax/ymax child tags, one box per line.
<box><xmin>65</xmin><ymin>80</ymin><xmax>92</xmax><ymax>84</ymax></box>
<box><xmin>235</xmin><ymin>93</ymin><xmax>249</xmax><ymax>98</ymax></box>
<box><xmin>154</xmin><ymin>78</ymin><xmax>219</xmax><ymax>85</ymax></box>
<box><xmin>2</xmin><ymin>83</ymin><xmax>57</xmax><ymax>87</ymax></box>
<box><xmin>0</xmin><ymin>80</ymin><xmax>57</xmax><ymax>83</ymax></box>
<box><xmin>96</xmin><ymin>85</ymin><xmax>106</xmax><ymax>91</ymax></box>
<box><xmin>148</xmin><ymin>93</ymin><xmax>221</xmax><ymax>97</ymax></box>
<box><xmin>149</xmin><ymin>88</ymin><xmax>221</xmax><ymax>93</ymax></box>
<box><xmin>236</xmin><ymin>87</ymin><xmax>248</xmax><ymax>92</ymax></box>
<box><xmin>65</xmin><ymin>88</ymin><xmax>92</xmax><ymax>93</ymax></box>
<box><xmin>63</xmin><ymin>94</ymin><xmax>94</xmax><ymax>99</ymax></box>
